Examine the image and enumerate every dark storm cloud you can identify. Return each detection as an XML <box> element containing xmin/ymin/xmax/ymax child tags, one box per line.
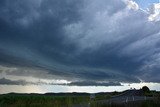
<box><xmin>0</xmin><ymin>0</ymin><xmax>160</xmax><ymax>84</ymax></box>
<box><xmin>0</xmin><ymin>77</ymin><xmax>121</xmax><ymax>86</ymax></box>
<box><xmin>68</xmin><ymin>81</ymin><xmax>121</xmax><ymax>86</ymax></box>
<box><xmin>0</xmin><ymin>78</ymin><xmax>27</xmax><ymax>85</ymax></box>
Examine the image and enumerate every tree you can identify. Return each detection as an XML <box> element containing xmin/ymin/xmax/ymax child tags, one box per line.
<box><xmin>142</xmin><ymin>86</ymin><xmax>150</xmax><ymax>93</ymax></box>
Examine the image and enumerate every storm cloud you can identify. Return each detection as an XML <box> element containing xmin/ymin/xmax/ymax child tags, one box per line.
<box><xmin>0</xmin><ymin>0</ymin><xmax>160</xmax><ymax>85</ymax></box>
<box><xmin>0</xmin><ymin>78</ymin><xmax>27</xmax><ymax>85</ymax></box>
<box><xmin>68</xmin><ymin>81</ymin><xmax>121</xmax><ymax>86</ymax></box>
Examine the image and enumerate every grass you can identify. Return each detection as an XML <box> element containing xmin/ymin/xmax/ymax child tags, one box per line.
<box><xmin>0</xmin><ymin>94</ymin><xmax>89</xmax><ymax>107</ymax></box>
<box><xmin>0</xmin><ymin>92</ymin><xmax>159</xmax><ymax>107</ymax></box>
<box><xmin>95</xmin><ymin>95</ymin><xmax>111</xmax><ymax>101</ymax></box>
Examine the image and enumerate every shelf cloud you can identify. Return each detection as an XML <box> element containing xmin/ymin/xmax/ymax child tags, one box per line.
<box><xmin>0</xmin><ymin>0</ymin><xmax>160</xmax><ymax>85</ymax></box>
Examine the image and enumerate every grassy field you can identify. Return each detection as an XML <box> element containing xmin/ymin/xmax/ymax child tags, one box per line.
<box><xmin>0</xmin><ymin>92</ymin><xmax>160</xmax><ymax>107</ymax></box>
<box><xmin>0</xmin><ymin>94</ymin><xmax>90</xmax><ymax>107</ymax></box>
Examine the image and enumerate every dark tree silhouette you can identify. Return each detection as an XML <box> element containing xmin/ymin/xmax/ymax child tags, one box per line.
<box><xmin>142</xmin><ymin>86</ymin><xmax>150</xmax><ymax>93</ymax></box>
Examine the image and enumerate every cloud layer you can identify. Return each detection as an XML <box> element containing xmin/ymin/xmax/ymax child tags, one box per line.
<box><xmin>0</xmin><ymin>0</ymin><xmax>160</xmax><ymax>85</ymax></box>
<box><xmin>0</xmin><ymin>78</ymin><xmax>27</xmax><ymax>85</ymax></box>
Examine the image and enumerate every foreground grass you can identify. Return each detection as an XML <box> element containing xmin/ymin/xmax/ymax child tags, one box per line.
<box><xmin>0</xmin><ymin>93</ymin><xmax>112</xmax><ymax>107</ymax></box>
<box><xmin>0</xmin><ymin>92</ymin><xmax>159</xmax><ymax>107</ymax></box>
<box><xmin>0</xmin><ymin>94</ymin><xmax>89</xmax><ymax>107</ymax></box>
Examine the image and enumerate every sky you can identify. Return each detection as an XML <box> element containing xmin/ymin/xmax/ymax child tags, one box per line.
<box><xmin>0</xmin><ymin>0</ymin><xmax>160</xmax><ymax>94</ymax></box>
<box><xmin>135</xmin><ymin>0</ymin><xmax>159</xmax><ymax>9</ymax></box>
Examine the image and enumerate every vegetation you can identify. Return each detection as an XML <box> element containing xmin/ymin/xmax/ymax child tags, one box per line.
<box><xmin>0</xmin><ymin>94</ymin><xmax>89</xmax><ymax>107</ymax></box>
<box><xmin>142</xmin><ymin>86</ymin><xmax>150</xmax><ymax>93</ymax></box>
<box><xmin>0</xmin><ymin>89</ymin><xmax>159</xmax><ymax>107</ymax></box>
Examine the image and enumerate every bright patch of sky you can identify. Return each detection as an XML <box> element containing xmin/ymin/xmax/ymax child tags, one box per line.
<box><xmin>134</xmin><ymin>0</ymin><xmax>159</xmax><ymax>9</ymax></box>
<box><xmin>0</xmin><ymin>83</ymin><xmax>160</xmax><ymax>94</ymax></box>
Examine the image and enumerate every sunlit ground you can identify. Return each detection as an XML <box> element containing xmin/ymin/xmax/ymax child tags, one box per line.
<box><xmin>0</xmin><ymin>82</ymin><xmax>160</xmax><ymax>94</ymax></box>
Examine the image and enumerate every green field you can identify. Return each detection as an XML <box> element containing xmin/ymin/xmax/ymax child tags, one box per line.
<box><xmin>0</xmin><ymin>94</ymin><xmax>90</xmax><ymax>107</ymax></box>
<box><xmin>0</xmin><ymin>92</ymin><xmax>160</xmax><ymax>107</ymax></box>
